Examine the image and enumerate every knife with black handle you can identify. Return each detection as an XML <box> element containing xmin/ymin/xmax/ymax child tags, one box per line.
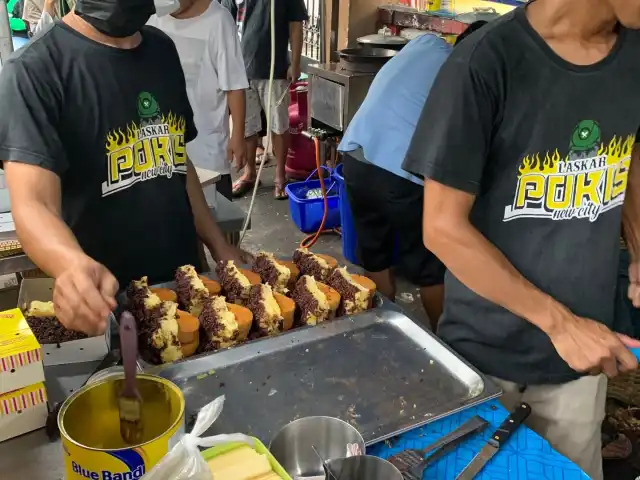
<box><xmin>455</xmin><ymin>402</ymin><xmax>532</xmax><ymax>480</ymax></box>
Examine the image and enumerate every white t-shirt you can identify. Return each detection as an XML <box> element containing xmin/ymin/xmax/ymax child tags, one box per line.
<box><xmin>148</xmin><ymin>1</ymin><xmax>248</xmax><ymax>174</ymax></box>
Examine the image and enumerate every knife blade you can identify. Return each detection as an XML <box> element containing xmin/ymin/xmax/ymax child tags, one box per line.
<box><xmin>455</xmin><ymin>402</ymin><xmax>532</xmax><ymax>480</ymax></box>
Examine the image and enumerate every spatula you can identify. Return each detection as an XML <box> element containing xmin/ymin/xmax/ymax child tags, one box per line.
<box><xmin>119</xmin><ymin>311</ymin><xmax>143</xmax><ymax>445</ymax></box>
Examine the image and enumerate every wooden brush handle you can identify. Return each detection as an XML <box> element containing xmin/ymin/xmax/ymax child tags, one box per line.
<box><xmin>119</xmin><ymin>311</ymin><xmax>139</xmax><ymax>398</ymax></box>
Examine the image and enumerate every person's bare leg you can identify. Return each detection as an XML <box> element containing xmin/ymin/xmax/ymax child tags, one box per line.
<box><xmin>239</xmin><ymin>135</ymin><xmax>259</xmax><ymax>182</ymax></box>
<box><xmin>420</xmin><ymin>284</ymin><xmax>444</xmax><ymax>331</ymax></box>
<box><xmin>272</xmin><ymin>131</ymin><xmax>288</xmax><ymax>191</ymax></box>
<box><xmin>368</xmin><ymin>269</ymin><xmax>395</xmax><ymax>301</ymax></box>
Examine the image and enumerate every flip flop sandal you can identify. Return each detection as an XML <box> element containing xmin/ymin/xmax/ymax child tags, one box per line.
<box><xmin>274</xmin><ymin>183</ymin><xmax>288</xmax><ymax>200</ymax></box>
<box><xmin>232</xmin><ymin>178</ymin><xmax>260</xmax><ymax>198</ymax></box>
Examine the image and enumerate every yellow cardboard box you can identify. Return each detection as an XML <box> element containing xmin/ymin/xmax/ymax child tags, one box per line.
<box><xmin>0</xmin><ymin>382</ymin><xmax>48</xmax><ymax>442</ymax></box>
<box><xmin>0</xmin><ymin>309</ymin><xmax>45</xmax><ymax>395</ymax></box>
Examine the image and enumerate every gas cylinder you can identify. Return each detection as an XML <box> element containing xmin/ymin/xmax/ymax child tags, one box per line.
<box><xmin>285</xmin><ymin>82</ymin><xmax>316</xmax><ymax>180</ymax></box>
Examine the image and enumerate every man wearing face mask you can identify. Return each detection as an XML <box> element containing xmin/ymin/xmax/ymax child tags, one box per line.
<box><xmin>0</xmin><ymin>0</ymin><xmax>251</xmax><ymax>335</ymax></box>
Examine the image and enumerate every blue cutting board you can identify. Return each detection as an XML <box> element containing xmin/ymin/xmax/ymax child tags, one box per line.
<box><xmin>370</xmin><ymin>400</ymin><xmax>589</xmax><ymax>479</ymax></box>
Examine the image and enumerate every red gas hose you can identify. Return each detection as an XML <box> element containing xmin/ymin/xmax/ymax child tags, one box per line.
<box><xmin>299</xmin><ymin>137</ymin><xmax>341</xmax><ymax>248</ymax></box>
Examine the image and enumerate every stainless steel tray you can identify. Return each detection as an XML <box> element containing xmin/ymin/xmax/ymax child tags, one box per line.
<box><xmin>153</xmin><ymin>305</ymin><xmax>501</xmax><ymax>446</ymax></box>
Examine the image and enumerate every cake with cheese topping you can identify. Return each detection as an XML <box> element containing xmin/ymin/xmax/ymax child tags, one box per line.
<box><xmin>127</xmin><ymin>277</ymin><xmax>183</xmax><ymax>364</ymax></box>
<box><xmin>199</xmin><ymin>296</ymin><xmax>253</xmax><ymax>352</ymax></box>
<box><xmin>327</xmin><ymin>267</ymin><xmax>371</xmax><ymax>316</ymax></box>
<box><xmin>292</xmin><ymin>248</ymin><xmax>336</xmax><ymax>282</ymax></box>
<box><xmin>253</xmin><ymin>252</ymin><xmax>291</xmax><ymax>294</ymax></box>
<box><xmin>216</xmin><ymin>261</ymin><xmax>255</xmax><ymax>304</ymax></box>
<box><xmin>292</xmin><ymin>275</ymin><xmax>331</xmax><ymax>326</ymax></box>
<box><xmin>175</xmin><ymin>265</ymin><xmax>210</xmax><ymax>317</ymax></box>
<box><xmin>245</xmin><ymin>284</ymin><xmax>284</xmax><ymax>337</ymax></box>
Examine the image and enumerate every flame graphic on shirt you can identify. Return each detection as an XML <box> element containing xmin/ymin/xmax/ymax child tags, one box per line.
<box><xmin>102</xmin><ymin>112</ymin><xmax>188</xmax><ymax>197</ymax></box>
<box><xmin>505</xmin><ymin>129</ymin><xmax>636</xmax><ymax>223</ymax></box>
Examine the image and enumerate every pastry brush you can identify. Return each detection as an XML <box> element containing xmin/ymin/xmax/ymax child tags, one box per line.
<box><xmin>119</xmin><ymin>311</ymin><xmax>143</xmax><ymax>445</ymax></box>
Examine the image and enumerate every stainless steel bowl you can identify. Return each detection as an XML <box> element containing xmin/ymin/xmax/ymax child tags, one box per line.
<box><xmin>269</xmin><ymin>416</ymin><xmax>365</xmax><ymax>478</ymax></box>
<box><xmin>326</xmin><ymin>455</ymin><xmax>402</xmax><ymax>480</ymax></box>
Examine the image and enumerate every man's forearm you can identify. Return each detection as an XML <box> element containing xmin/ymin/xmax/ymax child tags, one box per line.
<box><xmin>289</xmin><ymin>22</ymin><xmax>303</xmax><ymax>69</ymax></box>
<box><xmin>185</xmin><ymin>159</ymin><xmax>229</xmax><ymax>258</ymax></box>
<box><xmin>227</xmin><ymin>89</ymin><xmax>246</xmax><ymax>140</ymax></box>
<box><xmin>424</xmin><ymin>193</ymin><xmax>566</xmax><ymax>335</ymax></box>
<box><xmin>623</xmin><ymin>146</ymin><xmax>640</xmax><ymax>258</ymax></box>
<box><xmin>13</xmin><ymin>201</ymin><xmax>86</xmax><ymax>278</ymax></box>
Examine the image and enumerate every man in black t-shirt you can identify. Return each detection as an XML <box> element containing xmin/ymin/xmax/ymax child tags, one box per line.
<box><xmin>221</xmin><ymin>0</ymin><xmax>308</xmax><ymax>200</ymax></box>
<box><xmin>0</xmin><ymin>0</ymin><xmax>251</xmax><ymax>336</ymax></box>
<box><xmin>403</xmin><ymin>1</ymin><xmax>640</xmax><ymax>478</ymax></box>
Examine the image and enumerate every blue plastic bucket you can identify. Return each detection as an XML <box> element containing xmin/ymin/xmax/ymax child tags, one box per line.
<box><xmin>286</xmin><ymin>167</ymin><xmax>341</xmax><ymax>234</ymax></box>
<box><xmin>334</xmin><ymin>163</ymin><xmax>360</xmax><ymax>265</ymax></box>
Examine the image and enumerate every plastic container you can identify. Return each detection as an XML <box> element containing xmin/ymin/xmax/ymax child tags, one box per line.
<box><xmin>286</xmin><ymin>167</ymin><xmax>341</xmax><ymax>234</ymax></box>
<box><xmin>334</xmin><ymin>163</ymin><xmax>360</xmax><ymax>265</ymax></box>
<box><xmin>202</xmin><ymin>437</ymin><xmax>292</xmax><ymax>480</ymax></box>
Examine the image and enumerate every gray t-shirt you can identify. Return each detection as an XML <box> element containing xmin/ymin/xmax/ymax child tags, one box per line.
<box><xmin>404</xmin><ymin>7</ymin><xmax>640</xmax><ymax>385</ymax></box>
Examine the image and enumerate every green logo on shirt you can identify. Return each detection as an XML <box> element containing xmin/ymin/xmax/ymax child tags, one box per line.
<box><xmin>137</xmin><ymin>92</ymin><xmax>161</xmax><ymax>122</ymax></box>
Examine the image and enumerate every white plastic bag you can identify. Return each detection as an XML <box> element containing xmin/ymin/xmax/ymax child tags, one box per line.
<box><xmin>142</xmin><ymin>396</ymin><xmax>255</xmax><ymax>480</ymax></box>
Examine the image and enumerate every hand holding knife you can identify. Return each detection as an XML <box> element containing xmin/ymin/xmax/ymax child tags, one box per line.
<box><xmin>455</xmin><ymin>402</ymin><xmax>532</xmax><ymax>480</ymax></box>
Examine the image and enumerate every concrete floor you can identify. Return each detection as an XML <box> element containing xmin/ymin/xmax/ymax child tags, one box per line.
<box><xmin>231</xmin><ymin>162</ymin><xmax>432</xmax><ymax>330</ymax></box>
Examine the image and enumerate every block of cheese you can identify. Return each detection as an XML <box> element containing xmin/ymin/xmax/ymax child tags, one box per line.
<box><xmin>207</xmin><ymin>446</ymin><xmax>274</xmax><ymax>480</ymax></box>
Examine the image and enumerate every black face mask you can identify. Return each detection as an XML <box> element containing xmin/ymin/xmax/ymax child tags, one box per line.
<box><xmin>75</xmin><ymin>0</ymin><xmax>156</xmax><ymax>38</ymax></box>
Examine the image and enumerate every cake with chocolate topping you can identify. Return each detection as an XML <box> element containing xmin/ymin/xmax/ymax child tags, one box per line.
<box><xmin>216</xmin><ymin>260</ymin><xmax>254</xmax><ymax>304</ymax></box>
<box><xmin>175</xmin><ymin>265</ymin><xmax>210</xmax><ymax>317</ymax></box>
<box><xmin>292</xmin><ymin>275</ymin><xmax>331</xmax><ymax>326</ymax></box>
<box><xmin>292</xmin><ymin>248</ymin><xmax>336</xmax><ymax>282</ymax></box>
<box><xmin>24</xmin><ymin>301</ymin><xmax>88</xmax><ymax>344</ymax></box>
<box><xmin>127</xmin><ymin>278</ymin><xmax>183</xmax><ymax>365</ymax></box>
<box><xmin>253</xmin><ymin>252</ymin><xmax>291</xmax><ymax>294</ymax></box>
<box><xmin>327</xmin><ymin>267</ymin><xmax>371</xmax><ymax>316</ymax></box>
<box><xmin>245</xmin><ymin>284</ymin><xmax>284</xmax><ymax>337</ymax></box>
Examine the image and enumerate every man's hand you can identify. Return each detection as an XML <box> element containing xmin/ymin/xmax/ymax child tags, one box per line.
<box><xmin>43</xmin><ymin>0</ymin><xmax>57</xmax><ymax>14</ymax></box>
<box><xmin>53</xmin><ymin>255</ymin><xmax>119</xmax><ymax>336</ymax></box>
<box><xmin>547</xmin><ymin>308</ymin><xmax>640</xmax><ymax>378</ymax></box>
<box><xmin>287</xmin><ymin>64</ymin><xmax>300</xmax><ymax>83</ymax></box>
<box><xmin>229</xmin><ymin>133</ymin><xmax>247</xmax><ymax>171</ymax></box>
<box><xmin>628</xmin><ymin>260</ymin><xmax>640</xmax><ymax>307</ymax></box>
<box><xmin>215</xmin><ymin>244</ymin><xmax>254</xmax><ymax>265</ymax></box>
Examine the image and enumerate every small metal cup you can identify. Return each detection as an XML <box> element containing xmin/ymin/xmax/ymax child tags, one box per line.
<box><xmin>326</xmin><ymin>455</ymin><xmax>402</xmax><ymax>480</ymax></box>
<box><xmin>269</xmin><ymin>416</ymin><xmax>365</xmax><ymax>478</ymax></box>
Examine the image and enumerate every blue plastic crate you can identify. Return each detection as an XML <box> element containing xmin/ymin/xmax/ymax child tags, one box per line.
<box><xmin>286</xmin><ymin>168</ymin><xmax>341</xmax><ymax>234</ymax></box>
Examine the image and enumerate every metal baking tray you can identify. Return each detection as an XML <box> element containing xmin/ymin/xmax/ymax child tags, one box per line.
<box><xmin>153</xmin><ymin>304</ymin><xmax>501</xmax><ymax>445</ymax></box>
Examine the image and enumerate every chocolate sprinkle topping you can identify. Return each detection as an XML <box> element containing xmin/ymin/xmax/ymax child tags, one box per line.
<box><xmin>327</xmin><ymin>269</ymin><xmax>362</xmax><ymax>316</ymax></box>
<box><xmin>216</xmin><ymin>261</ymin><xmax>250</xmax><ymax>304</ymax></box>
<box><xmin>246</xmin><ymin>284</ymin><xmax>284</xmax><ymax>337</ymax></box>
<box><xmin>291</xmin><ymin>276</ymin><xmax>329</xmax><ymax>326</ymax></box>
<box><xmin>25</xmin><ymin>316</ymin><xmax>87</xmax><ymax>344</ymax></box>
<box><xmin>253</xmin><ymin>254</ymin><xmax>282</xmax><ymax>291</ymax></box>
<box><xmin>197</xmin><ymin>299</ymin><xmax>240</xmax><ymax>353</ymax></box>
<box><xmin>293</xmin><ymin>250</ymin><xmax>332</xmax><ymax>282</ymax></box>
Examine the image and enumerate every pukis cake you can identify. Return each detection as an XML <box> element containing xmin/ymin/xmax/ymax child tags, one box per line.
<box><xmin>127</xmin><ymin>278</ymin><xmax>183</xmax><ymax>364</ymax></box>
<box><xmin>175</xmin><ymin>265</ymin><xmax>210</xmax><ymax>317</ymax></box>
<box><xmin>276</xmin><ymin>259</ymin><xmax>301</xmax><ymax>290</ymax></box>
<box><xmin>292</xmin><ymin>248</ymin><xmax>337</xmax><ymax>282</ymax></box>
<box><xmin>273</xmin><ymin>292</ymin><xmax>295</xmax><ymax>331</ymax></box>
<box><xmin>245</xmin><ymin>284</ymin><xmax>284</xmax><ymax>337</ymax></box>
<box><xmin>216</xmin><ymin>261</ymin><xmax>261</xmax><ymax>304</ymax></box>
<box><xmin>252</xmin><ymin>251</ymin><xmax>293</xmax><ymax>294</ymax></box>
<box><xmin>149</xmin><ymin>288</ymin><xmax>177</xmax><ymax>303</ymax></box>
<box><xmin>24</xmin><ymin>301</ymin><xmax>87</xmax><ymax>343</ymax></box>
<box><xmin>292</xmin><ymin>275</ymin><xmax>331</xmax><ymax>326</ymax></box>
<box><xmin>316</xmin><ymin>283</ymin><xmax>341</xmax><ymax>319</ymax></box>
<box><xmin>197</xmin><ymin>296</ymin><xmax>253</xmax><ymax>352</ymax></box>
<box><xmin>327</xmin><ymin>268</ymin><xmax>372</xmax><ymax>316</ymax></box>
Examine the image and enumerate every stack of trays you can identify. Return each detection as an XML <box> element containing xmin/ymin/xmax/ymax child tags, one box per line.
<box><xmin>0</xmin><ymin>308</ymin><xmax>47</xmax><ymax>442</ymax></box>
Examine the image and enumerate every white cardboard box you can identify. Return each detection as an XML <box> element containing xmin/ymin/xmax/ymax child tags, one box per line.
<box><xmin>18</xmin><ymin>278</ymin><xmax>110</xmax><ymax>366</ymax></box>
<box><xmin>0</xmin><ymin>382</ymin><xmax>48</xmax><ymax>443</ymax></box>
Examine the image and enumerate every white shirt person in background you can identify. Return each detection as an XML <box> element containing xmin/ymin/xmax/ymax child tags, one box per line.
<box><xmin>149</xmin><ymin>0</ymin><xmax>248</xmax><ymax>200</ymax></box>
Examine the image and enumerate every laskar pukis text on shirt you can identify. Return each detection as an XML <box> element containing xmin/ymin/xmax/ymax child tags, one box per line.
<box><xmin>101</xmin><ymin>92</ymin><xmax>188</xmax><ymax>197</ymax></box>
<box><xmin>504</xmin><ymin>120</ymin><xmax>634</xmax><ymax>223</ymax></box>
